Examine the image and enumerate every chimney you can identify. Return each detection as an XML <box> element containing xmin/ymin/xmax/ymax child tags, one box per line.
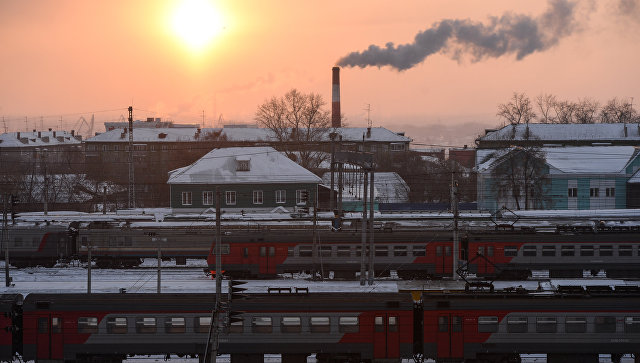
<box><xmin>331</xmin><ymin>66</ymin><xmax>341</xmax><ymax>128</ymax></box>
<box><xmin>53</xmin><ymin>131</ymin><xmax>56</xmax><ymax>137</ymax></box>
<box><xmin>71</xmin><ymin>130</ymin><xmax>75</xmax><ymax>136</ymax></box>
<box><xmin>16</xmin><ymin>132</ymin><xmax>20</xmax><ymax>139</ymax></box>
<box><xmin>38</xmin><ymin>131</ymin><xmax>41</xmax><ymax>138</ymax></box>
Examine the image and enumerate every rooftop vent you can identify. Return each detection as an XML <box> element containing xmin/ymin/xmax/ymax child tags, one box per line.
<box><xmin>236</xmin><ymin>157</ymin><xmax>250</xmax><ymax>171</ymax></box>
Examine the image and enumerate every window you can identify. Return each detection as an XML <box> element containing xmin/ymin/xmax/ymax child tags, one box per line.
<box><xmin>619</xmin><ymin>245</ymin><xmax>633</xmax><ymax>256</ymax></box>
<box><xmin>195</xmin><ymin>316</ymin><xmax>211</xmax><ymax>333</ymax></box>
<box><xmin>478</xmin><ymin>316</ymin><xmax>499</xmax><ymax>333</ymax></box>
<box><xmin>236</xmin><ymin>159</ymin><xmax>250</xmax><ymax>171</ymax></box>
<box><xmin>606</xmin><ymin>187</ymin><xmax>615</xmax><ymax>197</ymax></box>
<box><xmin>590</xmin><ymin>188</ymin><xmax>600</xmax><ymax>197</ymax></box>
<box><xmin>181</xmin><ymin>192</ymin><xmax>192</xmax><ymax>206</ymax></box>
<box><xmin>225</xmin><ymin>191</ymin><xmax>236</xmax><ymax>205</ymax></box>
<box><xmin>413</xmin><ymin>245</ymin><xmax>426</xmax><ymax>257</ymax></box>
<box><xmin>287</xmin><ymin>247</ymin><xmax>294</xmax><ymax>257</ymax></box>
<box><xmin>507</xmin><ymin>317</ymin><xmax>528</xmax><ymax>333</ymax></box>
<box><xmin>595</xmin><ymin>316</ymin><xmax>616</xmax><ymax>333</ymax></box>
<box><xmin>296</xmin><ymin>189</ymin><xmax>309</xmax><ymax>205</ymax></box>
<box><xmin>275</xmin><ymin>190</ymin><xmax>286</xmax><ymax>204</ymax></box>
<box><xmin>38</xmin><ymin>317</ymin><xmax>48</xmax><ymax>333</ymax></box>
<box><xmin>310</xmin><ymin>317</ymin><xmax>330</xmax><ymax>333</ymax></box>
<box><xmin>211</xmin><ymin>244</ymin><xmax>230</xmax><ymax>255</ymax></box>
<box><xmin>202</xmin><ymin>191</ymin><xmax>213</xmax><ymax>206</ymax></box>
<box><xmin>487</xmin><ymin>246</ymin><xmax>494</xmax><ymax>257</ymax></box>
<box><xmin>599</xmin><ymin>245</ymin><xmax>613</xmax><ymax>257</ymax></box>
<box><xmin>136</xmin><ymin>317</ymin><xmax>157</xmax><ymax>334</ymax></box>
<box><xmin>389</xmin><ymin>316</ymin><xmax>399</xmax><ymax>332</ymax></box>
<box><xmin>259</xmin><ymin>246</ymin><xmax>275</xmax><ymax>257</ymax></box>
<box><xmin>281</xmin><ymin>317</ymin><xmax>301</xmax><ymax>333</ymax></box>
<box><xmin>438</xmin><ymin>316</ymin><xmax>448</xmax><ymax>332</ymax></box>
<box><xmin>299</xmin><ymin>246</ymin><xmax>312</xmax><ymax>257</ymax></box>
<box><xmin>393</xmin><ymin>246</ymin><xmax>408</xmax><ymax>256</ymax></box>
<box><xmin>375</xmin><ymin>246</ymin><xmax>389</xmax><ymax>257</ymax></box>
<box><xmin>339</xmin><ymin>317</ymin><xmax>359</xmax><ymax>333</ymax></box>
<box><xmin>523</xmin><ymin>245</ymin><xmax>537</xmax><ymax>257</ymax></box>
<box><xmin>78</xmin><ymin>317</ymin><xmax>98</xmax><ymax>333</ymax></box>
<box><xmin>436</xmin><ymin>246</ymin><xmax>443</xmax><ymax>256</ymax></box>
<box><xmin>624</xmin><ymin>316</ymin><xmax>640</xmax><ymax>333</ymax></box>
<box><xmin>542</xmin><ymin>245</ymin><xmax>556</xmax><ymax>257</ymax></box>
<box><xmin>107</xmin><ymin>317</ymin><xmax>128</xmax><ymax>334</ymax></box>
<box><xmin>320</xmin><ymin>246</ymin><xmax>332</xmax><ymax>257</ymax></box>
<box><xmin>355</xmin><ymin>246</ymin><xmax>369</xmax><ymax>257</ymax></box>
<box><xmin>580</xmin><ymin>245</ymin><xmax>594</xmax><ymax>256</ymax></box>
<box><xmin>568</xmin><ymin>188</ymin><xmax>578</xmax><ymax>197</ymax></box>
<box><xmin>375</xmin><ymin>316</ymin><xmax>385</xmax><ymax>332</ymax></box>
<box><xmin>445</xmin><ymin>246</ymin><xmax>452</xmax><ymax>256</ymax></box>
<box><xmin>165</xmin><ymin>317</ymin><xmax>186</xmax><ymax>333</ymax></box>
<box><xmin>337</xmin><ymin>246</ymin><xmax>351</xmax><ymax>257</ymax></box>
<box><xmin>504</xmin><ymin>246</ymin><xmax>518</xmax><ymax>257</ymax></box>
<box><xmin>536</xmin><ymin>317</ymin><xmax>557</xmax><ymax>333</ymax></box>
<box><xmin>565</xmin><ymin>316</ymin><xmax>587</xmax><ymax>333</ymax></box>
<box><xmin>561</xmin><ymin>245</ymin><xmax>575</xmax><ymax>257</ymax></box>
<box><xmin>113</xmin><ymin>145</ymin><xmax>119</xmax><ymax>151</ymax></box>
<box><xmin>252</xmin><ymin>317</ymin><xmax>272</xmax><ymax>333</ymax></box>
<box><xmin>253</xmin><ymin>190</ymin><xmax>263</xmax><ymax>205</ymax></box>
<box><xmin>477</xmin><ymin>246</ymin><xmax>484</xmax><ymax>256</ymax></box>
<box><xmin>102</xmin><ymin>145</ymin><xmax>108</xmax><ymax>152</ymax></box>
<box><xmin>390</xmin><ymin>143</ymin><xmax>405</xmax><ymax>151</ymax></box>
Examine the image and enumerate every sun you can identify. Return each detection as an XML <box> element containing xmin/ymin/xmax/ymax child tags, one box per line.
<box><xmin>171</xmin><ymin>0</ymin><xmax>224</xmax><ymax>51</ymax></box>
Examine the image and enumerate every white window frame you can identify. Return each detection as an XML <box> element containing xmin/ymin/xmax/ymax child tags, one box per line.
<box><xmin>296</xmin><ymin>189</ymin><xmax>308</xmax><ymax>205</ymax></box>
<box><xmin>275</xmin><ymin>190</ymin><xmax>286</xmax><ymax>204</ymax></box>
<box><xmin>202</xmin><ymin>191</ymin><xmax>213</xmax><ymax>206</ymax></box>
<box><xmin>225</xmin><ymin>191</ymin><xmax>236</xmax><ymax>206</ymax></box>
<box><xmin>181</xmin><ymin>192</ymin><xmax>192</xmax><ymax>206</ymax></box>
<box><xmin>253</xmin><ymin>190</ymin><xmax>263</xmax><ymax>205</ymax></box>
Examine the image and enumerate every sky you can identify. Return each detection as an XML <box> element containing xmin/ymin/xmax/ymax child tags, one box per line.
<box><xmin>1</xmin><ymin>0</ymin><xmax>639</xmax><ymax>146</ymax></box>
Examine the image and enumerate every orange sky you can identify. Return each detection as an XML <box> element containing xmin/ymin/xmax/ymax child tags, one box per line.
<box><xmin>1</xmin><ymin>0</ymin><xmax>639</xmax><ymax>145</ymax></box>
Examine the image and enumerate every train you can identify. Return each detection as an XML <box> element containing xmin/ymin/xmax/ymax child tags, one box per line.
<box><xmin>2</xmin><ymin>221</ymin><xmax>640</xmax><ymax>279</ymax></box>
<box><xmin>2</xmin><ymin>288</ymin><xmax>640</xmax><ymax>363</ymax></box>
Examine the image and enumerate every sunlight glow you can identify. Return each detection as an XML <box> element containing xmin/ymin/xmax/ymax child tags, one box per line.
<box><xmin>171</xmin><ymin>0</ymin><xmax>224</xmax><ymax>51</ymax></box>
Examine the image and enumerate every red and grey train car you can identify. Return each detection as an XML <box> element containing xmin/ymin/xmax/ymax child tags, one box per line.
<box><xmin>0</xmin><ymin>225</ymin><xmax>72</xmax><ymax>268</ymax></box>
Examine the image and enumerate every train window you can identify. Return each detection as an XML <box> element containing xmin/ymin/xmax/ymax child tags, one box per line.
<box><xmin>389</xmin><ymin>316</ymin><xmax>398</xmax><ymax>332</ymax></box>
<box><xmin>51</xmin><ymin>317</ymin><xmax>62</xmax><ymax>333</ymax></box>
<box><xmin>287</xmin><ymin>247</ymin><xmax>294</xmax><ymax>257</ymax></box>
<box><xmin>260</xmin><ymin>247</ymin><xmax>266</xmax><ymax>257</ymax></box>
<box><xmin>252</xmin><ymin>317</ymin><xmax>273</xmax><ymax>334</ymax></box>
<box><xmin>436</xmin><ymin>246</ymin><xmax>443</xmax><ymax>256</ymax></box>
<box><xmin>595</xmin><ymin>316</ymin><xmax>616</xmax><ymax>333</ymax></box>
<box><xmin>580</xmin><ymin>245</ymin><xmax>594</xmax><ymax>256</ymax></box>
<box><xmin>504</xmin><ymin>246</ymin><xmax>518</xmax><ymax>257</ymax></box>
<box><xmin>78</xmin><ymin>317</ymin><xmax>99</xmax><ymax>333</ymax></box>
<box><xmin>438</xmin><ymin>316</ymin><xmax>448</xmax><ymax>332</ymax></box>
<box><xmin>165</xmin><ymin>317</ymin><xmax>186</xmax><ymax>334</ymax></box>
<box><xmin>618</xmin><ymin>245</ymin><xmax>633</xmax><ymax>256</ymax></box>
<box><xmin>136</xmin><ymin>317</ymin><xmax>157</xmax><ymax>334</ymax></box>
<box><xmin>38</xmin><ymin>317</ymin><xmax>48</xmax><ymax>333</ymax></box>
<box><xmin>356</xmin><ymin>246</ymin><xmax>369</xmax><ymax>257</ymax></box>
<box><xmin>195</xmin><ymin>316</ymin><xmax>211</xmax><ymax>333</ymax></box>
<box><xmin>320</xmin><ymin>246</ymin><xmax>332</xmax><ymax>257</ymax></box>
<box><xmin>337</xmin><ymin>246</ymin><xmax>351</xmax><ymax>257</ymax></box>
<box><xmin>269</xmin><ymin>246</ymin><xmax>275</xmax><ymax>257</ymax></box>
<box><xmin>106</xmin><ymin>317</ymin><xmax>128</xmax><ymax>334</ymax></box>
<box><xmin>624</xmin><ymin>317</ymin><xmax>640</xmax><ymax>333</ymax></box>
<box><xmin>478</xmin><ymin>316</ymin><xmax>499</xmax><ymax>333</ymax></box>
<box><xmin>211</xmin><ymin>244</ymin><xmax>231</xmax><ymax>255</ymax></box>
<box><xmin>445</xmin><ymin>246</ymin><xmax>452</xmax><ymax>256</ymax></box>
<box><xmin>281</xmin><ymin>317</ymin><xmax>301</xmax><ymax>333</ymax></box>
<box><xmin>542</xmin><ymin>246</ymin><xmax>556</xmax><ymax>257</ymax></box>
<box><xmin>299</xmin><ymin>246</ymin><xmax>312</xmax><ymax>257</ymax></box>
<box><xmin>310</xmin><ymin>317</ymin><xmax>330</xmax><ymax>333</ymax></box>
<box><xmin>520</xmin><ymin>245</ymin><xmax>535</xmax><ymax>257</ymax></box>
<box><xmin>507</xmin><ymin>317</ymin><xmax>528</xmax><ymax>333</ymax></box>
<box><xmin>339</xmin><ymin>317</ymin><xmax>359</xmax><ymax>333</ymax></box>
<box><xmin>565</xmin><ymin>317</ymin><xmax>587</xmax><ymax>333</ymax></box>
<box><xmin>393</xmin><ymin>246</ymin><xmax>408</xmax><ymax>256</ymax></box>
<box><xmin>598</xmin><ymin>245</ymin><xmax>613</xmax><ymax>257</ymax></box>
<box><xmin>536</xmin><ymin>317</ymin><xmax>557</xmax><ymax>333</ymax></box>
<box><xmin>477</xmin><ymin>246</ymin><xmax>484</xmax><ymax>256</ymax></box>
<box><xmin>375</xmin><ymin>246</ymin><xmax>389</xmax><ymax>257</ymax></box>
<box><xmin>243</xmin><ymin>248</ymin><xmax>249</xmax><ymax>258</ymax></box>
<box><xmin>487</xmin><ymin>246</ymin><xmax>494</xmax><ymax>257</ymax></box>
<box><xmin>412</xmin><ymin>245</ymin><xmax>426</xmax><ymax>257</ymax></box>
<box><xmin>561</xmin><ymin>245</ymin><xmax>575</xmax><ymax>257</ymax></box>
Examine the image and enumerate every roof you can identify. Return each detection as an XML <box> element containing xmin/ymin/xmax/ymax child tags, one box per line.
<box><xmin>0</xmin><ymin>131</ymin><xmax>82</xmax><ymax>148</ymax></box>
<box><xmin>167</xmin><ymin>147</ymin><xmax>323</xmax><ymax>184</ymax></box>
<box><xmin>321</xmin><ymin>171</ymin><xmax>409</xmax><ymax>203</ymax></box>
<box><xmin>88</xmin><ymin>128</ymin><xmax>202</xmax><ymax>142</ymax></box>
<box><xmin>479</xmin><ymin>123</ymin><xmax>640</xmax><ymax>142</ymax></box>
<box><xmin>477</xmin><ymin>146</ymin><xmax>639</xmax><ymax>174</ymax></box>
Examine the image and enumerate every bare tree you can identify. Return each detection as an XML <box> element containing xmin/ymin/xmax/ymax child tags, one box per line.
<box><xmin>255</xmin><ymin>89</ymin><xmax>331</xmax><ymax>169</ymax></box>
<box><xmin>574</xmin><ymin>98</ymin><xmax>600</xmax><ymax>124</ymax></box>
<box><xmin>497</xmin><ymin>92</ymin><xmax>537</xmax><ymax>125</ymax></box>
<box><xmin>600</xmin><ymin>97</ymin><xmax>639</xmax><ymax>123</ymax></box>
<box><xmin>535</xmin><ymin>93</ymin><xmax>557</xmax><ymax>124</ymax></box>
<box><xmin>553</xmin><ymin>100</ymin><xmax>576</xmax><ymax>124</ymax></box>
<box><xmin>490</xmin><ymin>147</ymin><xmax>548</xmax><ymax>210</ymax></box>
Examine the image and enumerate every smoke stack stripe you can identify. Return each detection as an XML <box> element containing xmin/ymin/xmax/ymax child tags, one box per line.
<box><xmin>332</xmin><ymin>66</ymin><xmax>341</xmax><ymax>128</ymax></box>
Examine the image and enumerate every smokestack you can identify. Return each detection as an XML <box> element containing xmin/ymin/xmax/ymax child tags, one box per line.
<box><xmin>332</xmin><ymin>66</ymin><xmax>341</xmax><ymax>128</ymax></box>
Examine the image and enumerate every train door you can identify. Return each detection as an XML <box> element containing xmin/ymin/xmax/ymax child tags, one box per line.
<box><xmin>435</xmin><ymin>244</ymin><xmax>453</xmax><ymax>276</ymax></box>
<box><xmin>475</xmin><ymin>244</ymin><xmax>496</xmax><ymax>276</ymax></box>
<box><xmin>373</xmin><ymin>314</ymin><xmax>400</xmax><ymax>360</ymax></box>
<box><xmin>36</xmin><ymin>315</ymin><xmax>64</xmax><ymax>360</ymax></box>
<box><xmin>436</xmin><ymin>314</ymin><xmax>464</xmax><ymax>361</ymax></box>
<box><xmin>258</xmin><ymin>245</ymin><xmax>276</xmax><ymax>275</ymax></box>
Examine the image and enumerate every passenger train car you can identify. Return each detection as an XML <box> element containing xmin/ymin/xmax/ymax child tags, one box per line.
<box><xmin>2</xmin><ymin>290</ymin><xmax>640</xmax><ymax>363</ymax></box>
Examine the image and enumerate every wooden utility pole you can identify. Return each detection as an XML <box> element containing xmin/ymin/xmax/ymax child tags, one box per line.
<box><xmin>451</xmin><ymin>172</ymin><xmax>459</xmax><ymax>280</ymax></box>
<box><xmin>127</xmin><ymin>106</ymin><xmax>135</xmax><ymax>209</ymax></box>
<box><xmin>359</xmin><ymin>168</ymin><xmax>368</xmax><ymax>286</ymax></box>
<box><xmin>3</xmin><ymin>195</ymin><xmax>9</xmax><ymax>287</ymax></box>
<box><xmin>368</xmin><ymin>165</ymin><xmax>375</xmax><ymax>285</ymax></box>
<box><xmin>87</xmin><ymin>243</ymin><xmax>91</xmax><ymax>294</ymax></box>
<box><xmin>206</xmin><ymin>187</ymin><xmax>223</xmax><ymax>363</ymax></box>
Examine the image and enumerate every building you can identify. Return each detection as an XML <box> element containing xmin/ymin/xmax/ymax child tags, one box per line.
<box><xmin>167</xmin><ymin>147</ymin><xmax>322</xmax><ymax>213</ymax></box>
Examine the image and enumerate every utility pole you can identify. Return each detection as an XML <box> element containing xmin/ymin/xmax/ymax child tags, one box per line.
<box><xmin>127</xmin><ymin>106</ymin><xmax>135</xmax><ymax>209</ymax></box>
<box><xmin>451</xmin><ymin>171</ymin><xmax>459</xmax><ymax>280</ymax></box>
<box><xmin>3</xmin><ymin>195</ymin><xmax>10</xmax><ymax>287</ymax></box>
<box><xmin>359</xmin><ymin>168</ymin><xmax>368</xmax><ymax>286</ymax></box>
<box><xmin>42</xmin><ymin>149</ymin><xmax>48</xmax><ymax>217</ymax></box>
<box><xmin>103</xmin><ymin>186</ymin><xmax>107</xmax><ymax>215</ymax></box>
<box><xmin>368</xmin><ymin>163</ymin><xmax>375</xmax><ymax>285</ymax></box>
<box><xmin>87</xmin><ymin>242</ymin><xmax>91</xmax><ymax>294</ymax></box>
<box><xmin>329</xmin><ymin>132</ymin><xmax>336</xmax><ymax>212</ymax></box>
<box><xmin>206</xmin><ymin>187</ymin><xmax>223</xmax><ymax>363</ymax></box>
<box><xmin>157</xmin><ymin>248</ymin><xmax>162</xmax><ymax>293</ymax></box>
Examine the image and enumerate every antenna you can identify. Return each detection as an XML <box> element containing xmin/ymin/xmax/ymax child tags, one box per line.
<box><xmin>202</xmin><ymin>110</ymin><xmax>205</xmax><ymax>128</ymax></box>
<box><xmin>364</xmin><ymin>104</ymin><xmax>372</xmax><ymax>128</ymax></box>
<box><xmin>2</xmin><ymin>116</ymin><xmax>7</xmax><ymax>133</ymax></box>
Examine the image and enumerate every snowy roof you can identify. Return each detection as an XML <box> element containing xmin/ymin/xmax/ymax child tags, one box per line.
<box><xmin>167</xmin><ymin>147</ymin><xmax>323</xmax><ymax>184</ymax></box>
<box><xmin>479</xmin><ymin>123</ymin><xmax>640</xmax><ymax>142</ymax></box>
<box><xmin>0</xmin><ymin>131</ymin><xmax>82</xmax><ymax>148</ymax></box>
<box><xmin>321</xmin><ymin>171</ymin><xmax>409</xmax><ymax>203</ymax></box>
<box><xmin>87</xmin><ymin>128</ymin><xmax>202</xmax><ymax>142</ymax></box>
<box><xmin>477</xmin><ymin>146</ymin><xmax>639</xmax><ymax>174</ymax></box>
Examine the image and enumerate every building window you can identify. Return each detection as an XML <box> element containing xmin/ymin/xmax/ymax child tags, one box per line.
<box><xmin>202</xmin><ymin>191</ymin><xmax>213</xmax><ymax>205</ymax></box>
<box><xmin>390</xmin><ymin>143</ymin><xmax>405</xmax><ymax>151</ymax></box>
<box><xmin>606</xmin><ymin>187</ymin><xmax>615</xmax><ymax>197</ymax></box>
<box><xmin>225</xmin><ymin>191</ymin><xmax>236</xmax><ymax>205</ymax></box>
<box><xmin>102</xmin><ymin>145</ymin><xmax>108</xmax><ymax>152</ymax></box>
<box><xmin>275</xmin><ymin>190</ymin><xmax>286</xmax><ymax>204</ymax></box>
<box><xmin>113</xmin><ymin>145</ymin><xmax>119</xmax><ymax>151</ymax></box>
<box><xmin>590</xmin><ymin>188</ymin><xmax>599</xmax><ymax>197</ymax></box>
<box><xmin>568</xmin><ymin>188</ymin><xmax>577</xmax><ymax>197</ymax></box>
<box><xmin>296</xmin><ymin>189</ymin><xmax>309</xmax><ymax>205</ymax></box>
<box><xmin>181</xmin><ymin>192</ymin><xmax>192</xmax><ymax>205</ymax></box>
<box><xmin>253</xmin><ymin>190</ymin><xmax>263</xmax><ymax>204</ymax></box>
<box><xmin>236</xmin><ymin>159</ymin><xmax>250</xmax><ymax>171</ymax></box>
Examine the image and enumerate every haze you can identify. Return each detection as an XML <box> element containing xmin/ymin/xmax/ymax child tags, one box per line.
<box><xmin>1</xmin><ymin>0</ymin><xmax>639</xmax><ymax>146</ymax></box>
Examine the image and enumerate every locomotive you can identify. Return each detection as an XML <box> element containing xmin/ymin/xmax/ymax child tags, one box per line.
<box><xmin>3</xmin><ymin>221</ymin><xmax>640</xmax><ymax>279</ymax></box>
<box><xmin>1</xmin><ymin>289</ymin><xmax>640</xmax><ymax>363</ymax></box>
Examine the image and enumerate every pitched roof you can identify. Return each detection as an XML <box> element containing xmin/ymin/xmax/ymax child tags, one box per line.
<box><xmin>167</xmin><ymin>147</ymin><xmax>322</xmax><ymax>184</ymax></box>
<box><xmin>0</xmin><ymin>131</ymin><xmax>82</xmax><ymax>148</ymax></box>
<box><xmin>479</xmin><ymin>123</ymin><xmax>640</xmax><ymax>142</ymax></box>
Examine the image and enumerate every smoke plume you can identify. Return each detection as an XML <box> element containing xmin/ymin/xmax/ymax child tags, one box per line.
<box><xmin>337</xmin><ymin>0</ymin><xmax>578</xmax><ymax>71</ymax></box>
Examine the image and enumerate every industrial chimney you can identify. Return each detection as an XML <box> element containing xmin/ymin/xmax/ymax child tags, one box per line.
<box><xmin>332</xmin><ymin>66</ymin><xmax>341</xmax><ymax>128</ymax></box>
